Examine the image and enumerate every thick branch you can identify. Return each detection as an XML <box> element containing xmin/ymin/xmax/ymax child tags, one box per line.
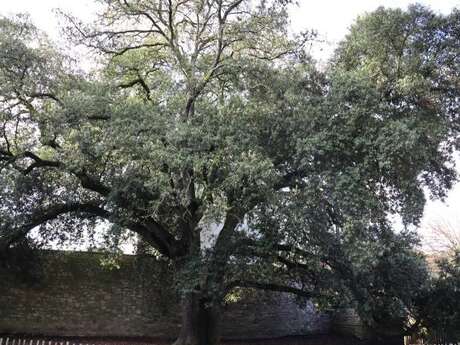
<box><xmin>237</xmin><ymin>237</ymin><xmax>318</xmax><ymax>261</ymax></box>
<box><xmin>118</xmin><ymin>77</ymin><xmax>151</xmax><ymax>99</ymax></box>
<box><xmin>23</xmin><ymin>151</ymin><xmax>62</xmax><ymax>174</ymax></box>
<box><xmin>227</xmin><ymin>280</ymin><xmax>318</xmax><ymax>299</ymax></box>
<box><xmin>213</xmin><ymin>207</ymin><xmax>242</xmax><ymax>257</ymax></box>
<box><xmin>0</xmin><ymin>199</ymin><xmax>178</xmax><ymax>258</ymax></box>
<box><xmin>74</xmin><ymin>170</ymin><xmax>111</xmax><ymax>196</ymax></box>
<box><xmin>0</xmin><ymin>202</ymin><xmax>109</xmax><ymax>252</ymax></box>
<box><xmin>1</xmin><ymin>151</ymin><xmax>180</xmax><ymax>256</ymax></box>
<box><xmin>122</xmin><ymin>217</ymin><xmax>178</xmax><ymax>257</ymax></box>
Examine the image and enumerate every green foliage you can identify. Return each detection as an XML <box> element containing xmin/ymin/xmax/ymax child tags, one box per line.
<box><xmin>0</xmin><ymin>2</ymin><xmax>459</xmax><ymax>336</ymax></box>
<box><xmin>414</xmin><ymin>251</ymin><xmax>460</xmax><ymax>344</ymax></box>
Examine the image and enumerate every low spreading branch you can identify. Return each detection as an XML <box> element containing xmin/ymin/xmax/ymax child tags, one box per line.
<box><xmin>226</xmin><ymin>280</ymin><xmax>318</xmax><ymax>299</ymax></box>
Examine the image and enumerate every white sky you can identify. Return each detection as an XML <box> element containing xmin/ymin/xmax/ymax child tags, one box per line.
<box><xmin>1</xmin><ymin>0</ymin><xmax>460</xmax><ymax>243</ymax></box>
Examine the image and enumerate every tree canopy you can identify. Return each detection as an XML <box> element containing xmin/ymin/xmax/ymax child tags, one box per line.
<box><xmin>0</xmin><ymin>2</ymin><xmax>459</xmax><ymax>344</ymax></box>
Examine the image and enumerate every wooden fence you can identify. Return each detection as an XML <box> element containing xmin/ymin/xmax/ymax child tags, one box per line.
<box><xmin>0</xmin><ymin>339</ymin><xmax>83</xmax><ymax>345</ymax></box>
<box><xmin>0</xmin><ymin>337</ymin><xmax>159</xmax><ymax>345</ymax></box>
<box><xmin>404</xmin><ymin>335</ymin><xmax>460</xmax><ymax>345</ymax></box>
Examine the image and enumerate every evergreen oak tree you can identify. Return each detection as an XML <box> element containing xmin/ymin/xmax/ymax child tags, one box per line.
<box><xmin>0</xmin><ymin>2</ymin><xmax>459</xmax><ymax>344</ymax></box>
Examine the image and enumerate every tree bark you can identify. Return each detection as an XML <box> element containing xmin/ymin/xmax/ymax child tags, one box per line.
<box><xmin>172</xmin><ymin>291</ymin><xmax>221</xmax><ymax>345</ymax></box>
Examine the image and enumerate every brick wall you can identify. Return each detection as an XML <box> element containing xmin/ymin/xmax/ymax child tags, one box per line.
<box><xmin>331</xmin><ymin>308</ymin><xmax>369</xmax><ymax>339</ymax></box>
<box><xmin>0</xmin><ymin>251</ymin><xmax>331</xmax><ymax>339</ymax></box>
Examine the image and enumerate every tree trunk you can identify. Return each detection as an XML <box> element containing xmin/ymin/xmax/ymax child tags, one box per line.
<box><xmin>172</xmin><ymin>291</ymin><xmax>221</xmax><ymax>345</ymax></box>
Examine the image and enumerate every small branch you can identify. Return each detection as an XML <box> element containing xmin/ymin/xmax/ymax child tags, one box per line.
<box><xmin>28</xmin><ymin>93</ymin><xmax>64</xmax><ymax>106</ymax></box>
<box><xmin>102</xmin><ymin>42</ymin><xmax>168</xmax><ymax>57</ymax></box>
